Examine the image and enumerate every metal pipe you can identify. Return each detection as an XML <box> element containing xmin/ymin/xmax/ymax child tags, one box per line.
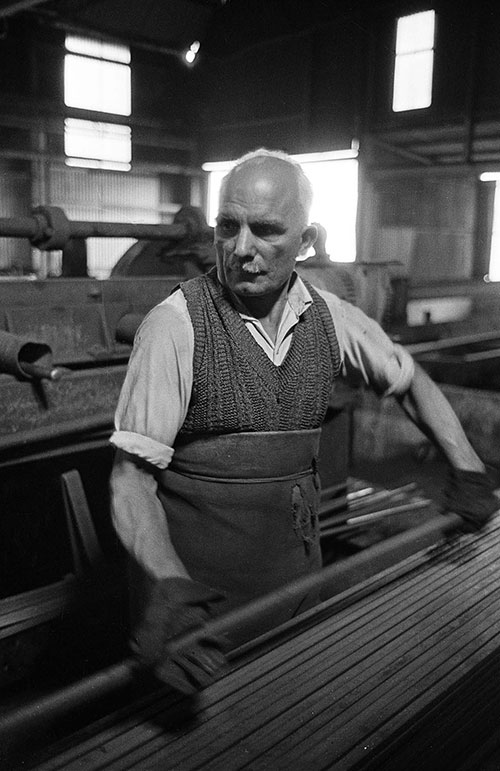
<box><xmin>0</xmin><ymin>330</ymin><xmax>57</xmax><ymax>380</ymax></box>
<box><xmin>0</xmin><ymin>216</ymin><xmax>190</xmax><ymax>241</ymax></box>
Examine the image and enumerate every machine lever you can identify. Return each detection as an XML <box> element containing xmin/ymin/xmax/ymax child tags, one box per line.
<box><xmin>19</xmin><ymin>362</ymin><xmax>65</xmax><ymax>381</ymax></box>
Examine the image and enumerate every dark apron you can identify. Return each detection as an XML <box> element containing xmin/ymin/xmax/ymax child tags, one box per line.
<box><xmin>156</xmin><ymin>428</ymin><xmax>323</xmax><ymax>636</ymax></box>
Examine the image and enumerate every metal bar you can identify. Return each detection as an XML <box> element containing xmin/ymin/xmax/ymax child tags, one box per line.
<box><xmin>348</xmin><ymin>483</ymin><xmax>417</xmax><ymax>510</ymax></box>
<box><xmin>321</xmin><ymin>500</ymin><xmax>431</xmax><ymax>537</ymax></box>
<box><xmin>0</xmin><ymin>438</ymin><xmax>110</xmax><ymax>470</ymax></box>
<box><xmin>319</xmin><ymin>486</ymin><xmax>374</xmax><ymax>517</ymax></box>
<box><xmin>406</xmin><ymin>330</ymin><xmax>500</xmax><ymax>356</ymax></box>
<box><xmin>320</xmin><ymin>483</ymin><xmax>417</xmax><ymax>521</ymax></box>
<box><xmin>0</xmin><ymin>216</ymin><xmax>191</xmax><ymax>241</ymax></box>
<box><xmin>0</xmin><ymin>411</ymin><xmax>114</xmax><ymax>452</ymax></box>
<box><xmin>346</xmin><ymin>498</ymin><xmax>430</xmax><ymax>525</ymax></box>
<box><xmin>319</xmin><ymin>481</ymin><xmax>348</xmax><ymax>501</ymax></box>
<box><xmin>70</xmin><ymin>221</ymin><xmax>192</xmax><ymax>240</ymax></box>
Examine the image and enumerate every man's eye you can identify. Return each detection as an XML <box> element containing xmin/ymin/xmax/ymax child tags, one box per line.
<box><xmin>216</xmin><ymin>220</ymin><xmax>238</xmax><ymax>237</ymax></box>
<box><xmin>252</xmin><ymin>224</ymin><xmax>282</xmax><ymax>238</ymax></box>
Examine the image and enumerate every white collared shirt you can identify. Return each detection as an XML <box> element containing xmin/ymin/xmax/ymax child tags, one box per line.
<box><xmin>229</xmin><ymin>274</ymin><xmax>313</xmax><ymax>365</ymax></box>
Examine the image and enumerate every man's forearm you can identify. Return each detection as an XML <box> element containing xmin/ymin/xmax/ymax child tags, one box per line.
<box><xmin>110</xmin><ymin>451</ymin><xmax>190</xmax><ymax>580</ymax></box>
<box><xmin>398</xmin><ymin>363</ymin><xmax>485</xmax><ymax>472</ymax></box>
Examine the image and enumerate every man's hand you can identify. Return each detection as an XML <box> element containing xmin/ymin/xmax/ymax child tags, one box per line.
<box><xmin>131</xmin><ymin>577</ymin><xmax>227</xmax><ymax>695</ymax></box>
<box><xmin>444</xmin><ymin>468</ymin><xmax>499</xmax><ymax>533</ymax></box>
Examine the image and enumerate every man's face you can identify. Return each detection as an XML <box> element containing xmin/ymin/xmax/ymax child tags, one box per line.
<box><xmin>215</xmin><ymin>159</ymin><xmax>315</xmax><ymax>299</ymax></box>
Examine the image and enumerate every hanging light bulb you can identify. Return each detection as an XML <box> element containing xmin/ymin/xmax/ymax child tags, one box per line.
<box><xmin>184</xmin><ymin>40</ymin><xmax>200</xmax><ymax>65</ymax></box>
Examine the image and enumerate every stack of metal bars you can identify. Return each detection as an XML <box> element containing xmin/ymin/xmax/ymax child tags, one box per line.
<box><xmin>25</xmin><ymin>514</ymin><xmax>500</xmax><ymax>771</ymax></box>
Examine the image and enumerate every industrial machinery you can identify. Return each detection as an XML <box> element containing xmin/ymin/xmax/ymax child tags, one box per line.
<box><xmin>0</xmin><ymin>207</ymin><xmax>206</xmax><ymax>700</ymax></box>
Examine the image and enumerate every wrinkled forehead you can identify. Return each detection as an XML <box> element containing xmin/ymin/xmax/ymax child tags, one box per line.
<box><xmin>221</xmin><ymin>158</ymin><xmax>302</xmax><ymax>215</ymax></box>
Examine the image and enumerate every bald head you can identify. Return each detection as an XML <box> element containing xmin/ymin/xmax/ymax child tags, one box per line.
<box><xmin>220</xmin><ymin>156</ymin><xmax>305</xmax><ymax>229</ymax></box>
<box><xmin>219</xmin><ymin>149</ymin><xmax>313</xmax><ymax>228</ymax></box>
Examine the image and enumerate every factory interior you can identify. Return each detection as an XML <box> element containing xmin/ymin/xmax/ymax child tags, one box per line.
<box><xmin>2</xmin><ymin>0</ymin><xmax>500</xmax><ymax>767</ymax></box>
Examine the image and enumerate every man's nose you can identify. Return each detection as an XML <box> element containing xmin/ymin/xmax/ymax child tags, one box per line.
<box><xmin>234</xmin><ymin>225</ymin><xmax>256</xmax><ymax>257</ymax></box>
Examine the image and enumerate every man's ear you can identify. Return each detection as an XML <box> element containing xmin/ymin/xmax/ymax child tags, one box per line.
<box><xmin>298</xmin><ymin>224</ymin><xmax>318</xmax><ymax>256</ymax></box>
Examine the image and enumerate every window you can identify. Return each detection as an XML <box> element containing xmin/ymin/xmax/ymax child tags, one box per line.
<box><xmin>64</xmin><ymin>35</ymin><xmax>131</xmax><ymax>171</ymax></box>
<box><xmin>64</xmin><ymin>119</ymin><xmax>131</xmax><ymax>171</ymax></box>
<box><xmin>487</xmin><ymin>180</ymin><xmax>500</xmax><ymax>282</ymax></box>
<box><xmin>202</xmin><ymin>149</ymin><xmax>359</xmax><ymax>263</ymax></box>
<box><xmin>478</xmin><ymin>173</ymin><xmax>500</xmax><ymax>281</ymax></box>
<box><xmin>392</xmin><ymin>10</ymin><xmax>435</xmax><ymax>112</ymax></box>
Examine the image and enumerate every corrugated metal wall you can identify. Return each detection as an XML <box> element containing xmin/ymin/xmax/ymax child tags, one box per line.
<box><xmin>47</xmin><ymin>165</ymin><xmax>165</xmax><ymax>279</ymax></box>
<box><xmin>0</xmin><ymin>162</ymin><xmax>32</xmax><ymax>274</ymax></box>
<box><xmin>0</xmin><ymin>161</ymin><xmax>186</xmax><ymax>279</ymax></box>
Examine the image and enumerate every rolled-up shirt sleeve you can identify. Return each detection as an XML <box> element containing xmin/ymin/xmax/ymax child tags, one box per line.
<box><xmin>316</xmin><ymin>287</ymin><xmax>415</xmax><ymax>396</ymax></box>
<box><xmin>110</xmin><ymin>298</ymin><xmax>193</xmax><ymax>469</ymax></box>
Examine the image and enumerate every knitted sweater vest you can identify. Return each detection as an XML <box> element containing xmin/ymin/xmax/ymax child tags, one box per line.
<box><xmin>178</xmin><ymin>268</ymin><xmax>341</xmax><ymax>436</ymax></box>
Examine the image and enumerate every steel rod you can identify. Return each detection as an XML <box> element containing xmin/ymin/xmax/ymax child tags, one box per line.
<box><xmin>0</xmin><ymin>216</ymin><xmax>199</xmax><ymax>242</ymax></box>
<box><xmin>320</xmin><ymin>482</ymin><xmax>417</xmax><ymax>520</ymax></box>
<box><xmin>321</xmin><ymin>499</ymin><xmax>431</xmax><ymax>536</ymax></box>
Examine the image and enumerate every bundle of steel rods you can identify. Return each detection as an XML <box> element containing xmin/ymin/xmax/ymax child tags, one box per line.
<box><xmin>320</xmin><ymin>479</ymin><xmax>431</xmax><ymax>535</ymax></box>
<box><xmin>18</xmin><ymin>513</ymin><xmax>500</xmax><ymax>771</ymax></box>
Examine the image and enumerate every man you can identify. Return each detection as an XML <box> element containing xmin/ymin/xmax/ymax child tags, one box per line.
<box><xmin>110</xmin><ymin>148</ymin><xmax>497</xmax><ymax>694</ymax></box>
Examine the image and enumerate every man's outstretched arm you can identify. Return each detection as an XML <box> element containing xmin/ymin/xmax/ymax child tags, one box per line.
<box><xmin>398</xmin><ymin>362</ymin><xmax>498</xmax><ymax>531</ymax></box>
<box><xmin>398</xmin><ymin>362</ymin><xmax>485</xmax><ymax>472</ymax></box>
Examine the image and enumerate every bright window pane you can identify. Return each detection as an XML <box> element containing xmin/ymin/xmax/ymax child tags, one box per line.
<box><xmin>393</xmin><ymin>50</ymin><xmax>433</xmax><ymax>111</ymax></box>
<box><xmin>65</xmin><ymin>34</ymin><xmax>130</xmax><ymax>63</ymax></box>
<box><xmin>488</xmin><ymin>183</ymin><xmax>500</xmax><ymax>281</ymax></box>
<box><xmin>304</xmin><ymin>159</ymin><xmax>358</xmax><ymax>262</ymax></box>
<box><xmin>393</xmin><ymin>10</ymin><xmax>434</xmax><ymax>112</ymax></box>
<box><xmin>65</xmin><ymin>118</ymin><xmax>131</xmax><ymax>170</ymax></box>
<box><xmin>64</xmin><ymin>55</ymin><xmax>131</xmax><ymax>115</ymax></box>
<box><xmin>396</xmin><ymin>10</ymin><xmax>435</xmax><ymax>54</ymax></box>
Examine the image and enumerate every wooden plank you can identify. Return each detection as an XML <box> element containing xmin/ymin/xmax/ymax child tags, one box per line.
<box><xmin>0</xmin><ymin>579</ymin><xmax>77</xmax><ymax>640</ymax></box>
<box><xmin>60</xmin><ymin>469</ymin><xmax>104</xmax><ymax>575</ymax></box>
